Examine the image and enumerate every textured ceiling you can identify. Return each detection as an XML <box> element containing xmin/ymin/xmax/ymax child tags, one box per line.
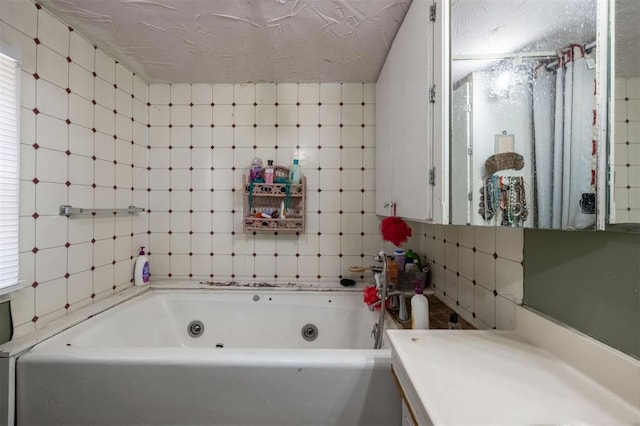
<box><xmin>36</xmin><ymin>0</ymin><xmax>412</xmax><ymax>83</ymax></box>
<box><xmin>36</xmin><ymin>0</ymin><xmax>637</xmax><ymax>84</ymax></box>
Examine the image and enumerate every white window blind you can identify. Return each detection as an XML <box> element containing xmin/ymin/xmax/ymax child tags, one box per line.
<box><xmin>0</xmin><ymin>51</ymin><xmax>20</xmax><ymax>294</ymax></box>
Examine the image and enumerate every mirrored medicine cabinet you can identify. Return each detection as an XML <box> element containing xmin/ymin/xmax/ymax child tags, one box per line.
<box><xmin>447</xmin><ymin>0</ymin><xmax>629</xmax><ymax>231</ymax></box>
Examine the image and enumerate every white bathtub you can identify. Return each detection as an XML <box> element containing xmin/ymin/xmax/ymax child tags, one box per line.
<box><xmin>17</xmin><ymin>288</ymin><xmax>401</xmax><ymax>426</ymax></box>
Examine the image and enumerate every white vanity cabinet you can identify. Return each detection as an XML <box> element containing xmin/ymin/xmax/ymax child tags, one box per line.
<box><xmin>386</xmin><ymin>313</ymin><xmax>640</xmax><ymax>425</ymax></box>
<box><xmin>375</xmin><ymin>0</ymin><xmax>448</xmax><ymax>223</ymax></box>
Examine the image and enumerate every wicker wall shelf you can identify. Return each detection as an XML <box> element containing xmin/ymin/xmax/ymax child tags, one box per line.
<box><xmin>243</xmin><ymin>166</ymin><xmax>305</xmax><ymax>233</ymax></box>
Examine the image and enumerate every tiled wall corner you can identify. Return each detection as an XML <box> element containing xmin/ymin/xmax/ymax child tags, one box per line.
<box><xmin>2</xmin><ymin>0</ymin><xmax>149</xmax><ymax>337</ymax></box>
<box><xmin>614</xmin><ymin>77</ymin><xmax>640</xmax><ymax>222</ymax></box>
<box><xmin>415</xmin><ymin>223</ymin><xmax>523</xmax><ymax>330</ymax></box>
<box><xmin>147</xmin><ymin>82</ymin><xmax>378</xmax><ymax>283</ymax></box>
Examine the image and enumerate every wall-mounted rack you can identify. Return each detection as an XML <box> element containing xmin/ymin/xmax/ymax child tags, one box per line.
<box><xmin>243</xmin><ymin>166</ymin><xmax>306</xmax><ymax>233</ymax></box>
<box><xmin>58</xmin><ymin>205</ymin><xmax>145</xmax><ymax>217</ymax></box>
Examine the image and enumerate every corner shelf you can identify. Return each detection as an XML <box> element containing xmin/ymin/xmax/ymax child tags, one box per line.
<box><xmin>243</xmin><ymin>166</ymin><xmax>305</xmax><ymax>233</ymax></box>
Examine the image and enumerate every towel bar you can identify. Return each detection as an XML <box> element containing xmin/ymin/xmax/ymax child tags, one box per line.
<box><xmin>58</xmin><ymin>205</ymin><xmax>144</xmax><ymax>217</ymax></box>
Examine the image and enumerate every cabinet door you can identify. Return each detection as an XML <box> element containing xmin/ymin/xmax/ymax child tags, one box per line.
<box><xmin>375</xmin><ymin>39</ymin><xmax>394</xmax><ymax>216</ymax></box>
<box><xmin>375</xmin><ymin>0</ymin><xmax>448</xmax><ymax>222</ymax></box>
<box><xmin>391</xmin><ymin>0</ymin><xmax>432</xmax><ymax>221</ymax></box>
<box><xmin>431</xmin><ymin>0</ymin><xmax>449</xmax><ymax>224</ymax></box>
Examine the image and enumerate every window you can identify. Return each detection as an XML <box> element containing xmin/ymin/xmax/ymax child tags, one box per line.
<box><xmin>0</xmin><ymin>51</ymin><xmax>20</xmax><ymax>296</ymax></box>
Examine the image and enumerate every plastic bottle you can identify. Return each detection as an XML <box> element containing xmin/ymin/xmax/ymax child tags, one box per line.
<box><xmin>411</xmin><ymin>282</ymin><xmax>429</xmax><ymax>329</ymax></box>
<box><xmin>289</xmin><ymin>159</ymin><xmax>301</xmax><ymax>184</ymax></box>
<box><xmin>394</xmin><ymin>249</ymin><xmax>405</xmax><ymax>271</ymax></box>
<box><xmin>448</xmin><ymin>313</ymin><xmax>462</xmax><ymax>330</ymax></box>
<box><xmin>405</xmin><ymin>249</ymin><xmax>421</xmax><ymax>270</ymax></box>
<box><xmin>250</xmin><ymin>157</ymin><xmax>263</xmax><ymax>182</ymax></box>
<box><xmin>404</xmin><ymin>260</ymin><xmax>417</xmax><ymax>273</ymax></box>
<box><xmin>134</xmin><ymin>247</ymin><xmax>150</xmax><ymax>286</ymax></box>
<box><xmin>386</xmin><ymin>257</ymin><xmax>398</xmax><ymax>285</ymax></box>
<box><xmin>264</xmin><ymin>160</ymin><xmax>275</xmax><ymax>185</ymax></box>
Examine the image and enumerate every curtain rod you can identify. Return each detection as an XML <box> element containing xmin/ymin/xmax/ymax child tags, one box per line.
<box><xmin>453</xmin><ymin>40</ymin><xmax>597</xmax><ymax>64</ymax></box>
<box><xmin>544</xmin><ymin>40</ymin><xmax>597</xmax><ymax>71</ymax></box>
<box><xmin>453</xmin><ymin>51</ymin><xmax>557</xmax><ymax>61</ymax></box>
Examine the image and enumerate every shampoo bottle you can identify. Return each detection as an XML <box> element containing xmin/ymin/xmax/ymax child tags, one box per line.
<box><xmin>134</xmin><ymin>247</ymin><xmax>150</xmax><ymax>286</ymax></box>
<box><xmin>411</xmin><ymin>282</ymin><xmax>429</xmax><ymax>329</ymax></box>
<box><xmin>289</xmin><ymin>159</ymin><xmax>301</xmax><ymax>184</ymax></box>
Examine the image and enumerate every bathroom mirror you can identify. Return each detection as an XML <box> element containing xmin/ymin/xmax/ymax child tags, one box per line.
<box><xmin>608</xmin><ymin>0</ymin><xmax>640</xmax><ymax>228</ymax></box>
<box><xmin>449</xmin><ymin>0</ymin><xmax>606</xmax><ymax>229</ymax></box>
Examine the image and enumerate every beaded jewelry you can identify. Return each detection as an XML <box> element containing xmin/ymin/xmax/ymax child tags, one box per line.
<box><xmin>479</xmin><ymin>175</ymin><xmax>528</xmax><ymax>227</ymax></box>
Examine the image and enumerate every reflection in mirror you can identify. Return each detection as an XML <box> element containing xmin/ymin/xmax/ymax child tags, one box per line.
<box><xmin>611</xmin><ymin>0</ymin><xmax>640</xmax><ymax>225</ymax></box>
<box><xmin>450</xmin><ymin>0</ymin><xmax>600</xmax><ymax>229</ymax></box>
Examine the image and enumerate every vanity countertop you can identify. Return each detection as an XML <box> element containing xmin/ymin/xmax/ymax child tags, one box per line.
<box><xmin>387</xmin><ymin>328</ymin><xmax>640</xmax><ymax>425</ymax></box>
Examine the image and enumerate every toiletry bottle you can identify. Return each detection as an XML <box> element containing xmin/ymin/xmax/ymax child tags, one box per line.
<box><xmin>289</xmin><ymin>158</ymin><xmax>301</xmax><ymax>184</ymax></box>
<box><xmin>448</xmin><ymin>313</ymin><xmax>462</xmax><ymax>329</ymax></box>
<box><xmin>250</xmin><ymin>157</ymin><xmax>263</xmax><ymax>182</ymax></box>
<box><xmin>264</xmin><ymin>160</ymin><xmax>275</xmax><ymax>185</ymax></box>
<box><xmin>386</xmin><ymin>257</ymin><xmax>398</xmax><ymax>285</ymax></box>
<box><xmin>404</xmin><ymin>260</ymin><xmax>417</xmax><ymax>273</ymax></box>
<box><xmin>405</xmin><ymin>249</ymin><xmax>421</xmax><ymax>270</ymax></box>
<box><xmin>134</xmin><ymin>247</ymin><xmax>150</xmax><ymax>286</ymax></box>
<box><xmin>410</xmin><ymin>282</ymin><xmax>429</xmax><ymax>329</ymax></box>
<box><xmin>394</xmin><ymin>249</ymin><xmax>405</xmax><ymax>271</ymax></box>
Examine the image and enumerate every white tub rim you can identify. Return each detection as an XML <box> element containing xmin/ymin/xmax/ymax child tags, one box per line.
<box><xmin>1</xmin><ymin>279</ymin><xmax>374</xmax><ymax>358</ymax></box>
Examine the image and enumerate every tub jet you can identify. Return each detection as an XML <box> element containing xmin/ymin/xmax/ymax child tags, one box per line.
<box><xmin>301</xmin><ymin>324</ymin><xmax>318</xmax><ymax>342</ymax></box>
<box><xmin>187</xmin><ymin>320</ymin><xmax>204</xmax><ymax>338</ymax></box>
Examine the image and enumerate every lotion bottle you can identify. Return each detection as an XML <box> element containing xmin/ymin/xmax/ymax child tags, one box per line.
<box><xmin>134</xmin><ymin>247</ymin><xmax>150</xmax><ymax>286</ymax></box>
<box><xmin>411</xmin><ymin>282</ymin><xmax>429</xmax><ymax>329</ymax></box>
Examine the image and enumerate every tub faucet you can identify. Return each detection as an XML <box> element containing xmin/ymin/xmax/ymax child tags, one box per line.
<box><xmin>372</xmin><ymin>251</ymin><xmax>390</xmax><ymax>349</ymax></box>
<box><xmin>372</xmin><ymin>252</ymin><xmax>407</xmax><ymax>319</ymax></box>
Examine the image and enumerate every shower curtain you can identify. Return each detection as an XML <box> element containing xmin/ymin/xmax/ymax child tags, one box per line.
<box><xmin>532</xmin><ymin>50</ymin><xmax>596</xmax><ymax>229</ymax></box>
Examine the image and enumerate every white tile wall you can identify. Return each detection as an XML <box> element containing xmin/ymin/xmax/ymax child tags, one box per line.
<box><xmin>410</xmin><ymin>223</ymin><xmax>523</xmax><ymax>330</ymax></box>
<box><xmin>147</xmin><ymin>82</ymin><xmax>379</xmax><ymax>283</ymax></box>
<box><xmin>614</xmin><ymin>77</ymin><xmax>640</xmax><ymax>222</ymax></box>
<box><xmin>2</xmin><ymin>0</ymin><xmax>149</xmax><ymax>337</ymax></box>
<box><xmin>3</xmin><ymin>0</ymin><xmax>521</xmax><ymax>339</ymax></box>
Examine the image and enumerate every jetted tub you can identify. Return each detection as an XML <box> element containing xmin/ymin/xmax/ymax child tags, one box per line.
<box><xmin>17</xmin><ymin>288</ymin><xmax>401</xmax><ymax>426</ymax></box>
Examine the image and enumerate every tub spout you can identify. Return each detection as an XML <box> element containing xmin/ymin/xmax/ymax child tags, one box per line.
<box><xmin>368</xmin><ymin>300</ymin><xmax>383</xmax><ymax>311</ymax></box>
